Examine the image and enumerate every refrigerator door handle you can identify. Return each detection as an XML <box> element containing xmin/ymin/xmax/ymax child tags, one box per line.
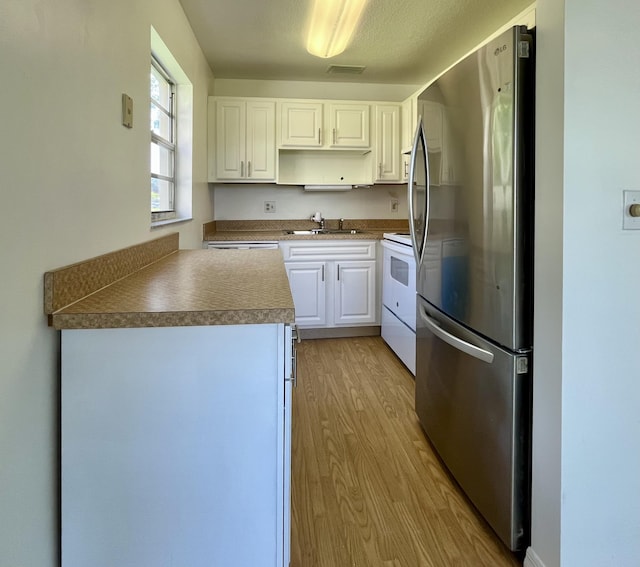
<box><xmin>419</xmin><ymin>303</ymin><xmax>495</xmax><ymax>364</ymax></box>
<box><xmin>408</xmin><ymin>118</ymin><xmax>429</xmax><ymax>266</ymax></box>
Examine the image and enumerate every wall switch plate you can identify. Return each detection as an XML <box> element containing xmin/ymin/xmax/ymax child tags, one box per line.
<box><xmin>623</xmin><ymin>190</ymin><xmax>640</xmax><ymax>230</ymax></box>
<box><xmin>122</xmin><ymin>94</ymin><xmax>133</xmax><ymax>128</ymax></box>
<box><xmin>264</xmin><ymin>201</ymin><xmax>276</xmax><ymax>213</ymax></box>
<box><xmin>390</xmin><ymin>199</ymin><xmax>399</xmax><ymax>213</ymax></box>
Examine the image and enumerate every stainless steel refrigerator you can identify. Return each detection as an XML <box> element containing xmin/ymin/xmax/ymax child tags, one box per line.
<box><xmin>408</xmin><ymin>26</ymin><xmax>534</xmax><ymax>552</ymax></box>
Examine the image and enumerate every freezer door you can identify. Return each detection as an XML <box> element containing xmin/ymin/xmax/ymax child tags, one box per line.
<box><xmin>415</xmin><ymin>297</ymin><xmax>531</xmax><ymax>551</ymax></box>
<box><xmin>415</xmin><ymin>26</ymin><xmax>534</xmax><ymax>351</ymax></box>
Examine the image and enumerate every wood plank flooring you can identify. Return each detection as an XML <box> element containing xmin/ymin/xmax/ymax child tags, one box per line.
<box><xmin>290</xmin><ymin>337</ymin><xmax>522</xmax><ymax>567</ymax></box>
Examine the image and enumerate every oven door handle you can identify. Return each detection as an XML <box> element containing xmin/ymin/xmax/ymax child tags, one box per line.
<box><xmin>418</xmin><ymin>304</ymin><xmax>494</xmax><ymax>364</ymax></box>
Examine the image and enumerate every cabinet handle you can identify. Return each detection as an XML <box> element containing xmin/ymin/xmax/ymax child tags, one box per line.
<box><xmin>337</xmin><ymin>265</ymin><xmax>340</xmax><ymax>281</ymax></box>
<box><xmin>333</xmin><ymin>128</ymin><xmax>336</xmax><ymax>144</ymax></box>
<box><xmin>321</xmin><ymin>264</ymin><xmax>325</xmax><ymax>281</ymax></box>
<box><xmin>290</xmin><ymin>326</ymin><xmax>299</xmax><ymax>388</ymax></box>
<box><xmin>240</xmin><ymin>161</ymin><xmax>244</xmax><ymax>177</ymax></box>
<box><xmin>248</xmin><ymin>161</ymin><xmax>252</xmax><ymax>177</ymax></box>
<box><xmin>318</xmin><ymin>128</ymin><xmax>321</xmax><ymax>145</ymax></box>
<box><xmin>404</xmin><ymin>161</ymin><xmax>409</xmax><ymax>177</ymax></box>
<box><xmin>291</xmin><ymin>344</ymin><xmax>297</xmax><ymax>388</ymax></box>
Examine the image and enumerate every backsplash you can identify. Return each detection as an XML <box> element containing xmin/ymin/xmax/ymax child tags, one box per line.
<box><xmin>212</xmin><ymin>183</ymin><xmax>408</xmax><ymax>220</ymax></box>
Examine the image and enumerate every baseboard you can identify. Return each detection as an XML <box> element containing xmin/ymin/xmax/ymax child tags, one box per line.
<box><xmin>524</xmin><ymin>547</ymin><xmax>546</xmax><ymax>567</ymax></box>
<box><xmin>299</xmin><ymin>326</ymin><xmax>381</xmax><ymax>340</ymax></box>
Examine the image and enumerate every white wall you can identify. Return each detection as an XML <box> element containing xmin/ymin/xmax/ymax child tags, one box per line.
<box><xmin>0</xmin><ymin>1</ymin><xmax>212</xmax><ymax>565</ymax></box>
<box><xmin>213</xmin><ymin>184</ymin><xmax>408</xmax><ymax>220</ymax></box>
<box><xmin>530</xmin><ymin>1</ymin><xmax>564</xmax><ymax>565</ymax></box>
<box><xmin>213</xmin><ymin>78</ymin><xmax>419</xmax><ymax>101</ymax></box>
<box><xmin>530</xmin><ymin>1</ymin><xmax>640</xmax><ymax>566</ymax></box>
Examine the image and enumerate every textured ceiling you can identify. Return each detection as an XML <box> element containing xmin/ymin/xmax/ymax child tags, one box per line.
<box><xmin>178</xmin><ymin>0</ymin><xmax>533</xmax><ymax>85</ymax></box>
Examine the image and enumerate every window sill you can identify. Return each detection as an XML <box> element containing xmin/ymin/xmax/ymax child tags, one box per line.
<box><xmin>151</xmin><ymin>216</ymin><xmax>193</xmax><ymax>228</ymax></box>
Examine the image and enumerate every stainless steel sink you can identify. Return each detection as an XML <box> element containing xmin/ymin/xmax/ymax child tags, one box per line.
<box><xmin>284</xmin><ymin>229</ymin><xmax>363</xmax><ymax>235</ymax></box>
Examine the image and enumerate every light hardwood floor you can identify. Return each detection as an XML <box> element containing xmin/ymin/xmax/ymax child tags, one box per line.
<box><xmin>290</xmin><ymin>337</ymin><xmax>522</xmax><ymax>567</ymax></box>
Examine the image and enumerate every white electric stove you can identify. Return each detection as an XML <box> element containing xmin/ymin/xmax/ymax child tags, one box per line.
<box><xmin>381</xmin><ymin>233</ymin><xmax>416</xmax><ymax>374</ymax></box>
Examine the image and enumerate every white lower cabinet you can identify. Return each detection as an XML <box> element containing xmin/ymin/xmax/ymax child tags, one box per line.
<box><xmin>281</xmin><ymin>240</ymin><xmax>378</xmax><ymax>328</ymax></box>
<box><xmin>285</xmin><ymin>262</ymin><xmax>326</xmax><ymax>326</ymax></box>
<box><xmin>61</xmin><ymin>323</ymin><xmax>292</xmax><ymax>567</ymax></box>
<box><xmin>334</xmin><ymin>260</ymin><xmax>376</xmax><ymax>325</ymax></box>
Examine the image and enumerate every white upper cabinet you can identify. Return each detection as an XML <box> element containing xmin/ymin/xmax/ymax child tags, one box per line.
<box><xmin>279</xmin><ymin>101</ymin><xmax>323</xmax><ymax>147</ymax></box>
<box><xmin>328</xmin><ymin>103</ymin><xmax>370</xmax><ymax>148</ymax></box>
<box><xmin>374</xmin><ymin>104</ymin><xmax>401</xmax><ymax>183</ymax></box>
<box><xmin>211</xmin><ymin>97</ymin><xmax>276</xmax><ymax>182</ymax></box>
<box><xmin>401</xmin><ymin>96</ymin><xmax>418</xmax><ymax>151</ymax></box>
<box><xmin>279</xmin><ymin>101</ymin><xmax>370</xmax><ymax>149</ymax></box>
<box><xmin>401</xmin><ymin>96</ymin><xmax>418</xmax><ymax>180</ymax></box>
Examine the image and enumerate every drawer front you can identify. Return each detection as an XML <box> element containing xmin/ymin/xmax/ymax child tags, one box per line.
<box><xmin>279</xmin><ymin>240</ymin><xmax>376</xmax><ymax>262</ymax></box>
<box><xmin>381</xmin><ymin>307</ymin><xmax>416</xmax><ymax>375</ymax></box>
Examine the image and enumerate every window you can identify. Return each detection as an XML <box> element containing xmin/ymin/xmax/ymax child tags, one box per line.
<box><xmin>150</xmin><ymin>58</ymin><xmax>176</xmax><ymax>219</ymax></box>
<box><xmin>149</xmin><ymin>26</ymin><xmax>193</xmax><ymax>227</ymax></box>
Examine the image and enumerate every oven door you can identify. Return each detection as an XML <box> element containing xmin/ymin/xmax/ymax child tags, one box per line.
<box><xmin>381</xmin><ymin>240</ymin><xmax>416</xmax><ymax>331</ymax></box>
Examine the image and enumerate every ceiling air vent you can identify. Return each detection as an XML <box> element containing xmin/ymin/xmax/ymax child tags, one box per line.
<box><xmin>326</xmin><ymin>64</ymin><xmax>366</xmax><ymax>75</ymax></box>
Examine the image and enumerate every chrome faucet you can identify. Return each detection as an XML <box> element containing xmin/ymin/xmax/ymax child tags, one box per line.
<box><xmin>311</xmin><ymin>212</ymin><xmax>325</xmax><ymax>230</ymax></box>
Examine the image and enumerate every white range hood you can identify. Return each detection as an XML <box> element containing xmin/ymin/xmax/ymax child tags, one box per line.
<box><xmin>303</xmin><ymin>184</ymin><xmax>352</xmax><ymax>191</ymax></box>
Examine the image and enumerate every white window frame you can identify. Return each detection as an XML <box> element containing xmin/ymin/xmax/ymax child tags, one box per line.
<box><xmin>150</xmin><ymin>26</ymin><xmax>194</xmax><ymax>228</ymax></box>
<box><xmin>150</xmin><ymin>57</ymin><xmax>177</xmax><ymax>221</ymax></box>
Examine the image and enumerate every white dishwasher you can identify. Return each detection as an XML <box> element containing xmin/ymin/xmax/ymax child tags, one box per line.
<box><xmin>206</xmin><ymin>241</ymin><xmax>279</xmax><ymax>250</ymax></box>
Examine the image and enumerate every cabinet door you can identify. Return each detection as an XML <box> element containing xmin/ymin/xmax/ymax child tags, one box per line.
<box><xmin>61</xmin><ymin>324</ymin><xmax>287</xmax><ymax>567</ymax></box>
<box><xmin>285</xmin><ymin>262</ymin><xmax>327</xmax><ymax>326</ymax></box>
<box><xmin>280</xmin><ymin>102</ymin><xmax>323</xmax><ymax>147</ymax></box>
<box><xmin>401</xmin><ymin>96</ymin><xmax>417</xmax><ymax>151</ymax></box>
<box><xmin>401</xmin><ymin>154</ymin><xmax>411</xmax><ymax>181</ymax></box>
<box><xmin>374</xmin><ymin>104</ymin><xmax>401</xmax><ymax>182</ymax></box>
<box><xmin>401</xmin><ymin>97</ymin><xmax>417</xmax><ymax>180</ymax></box>
<box><xmin>334</xmin><ymin>260</ymin><xmax>376</xmax><ymax>325</ymax></box>
<box><xmin>328</xmin><ymin>103</ymin><xmax>370</xmax><ymax>148</ymax></box>
<box><xmin>246</xmin><ymin>100</ymin><xmax>276</xmax><ymax>180</ymax></box>
<box><xmin>215</xmin><ymin>100</ymin><xmax>246</xmax><ymax>179</ymax></box>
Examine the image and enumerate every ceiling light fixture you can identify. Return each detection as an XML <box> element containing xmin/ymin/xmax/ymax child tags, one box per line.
<box><xmin>306</xmin><ymin>0</ymin><xmax>369</xmax><ymax>59</ymax></box>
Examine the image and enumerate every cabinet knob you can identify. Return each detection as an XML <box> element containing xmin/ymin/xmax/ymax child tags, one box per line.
<box><xmin>630</xmin><ymin>204</ymin><xmax>640</xmax><ymax>217</ymax></box>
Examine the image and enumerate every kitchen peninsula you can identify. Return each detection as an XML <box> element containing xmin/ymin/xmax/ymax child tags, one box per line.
<box><xmin>45</xmin><ymin>233</ymin><xmax>295</xmax><ymax>567</ymax></box>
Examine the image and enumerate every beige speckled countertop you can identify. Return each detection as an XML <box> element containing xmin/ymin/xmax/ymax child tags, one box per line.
<box><xmin>203</xmin><ymin>219</ymin><xmax>409</xmax><ymax>242</ymax></box>
<box><xmin>46</xmin><ymin>241</ymin><xmax>295</xmax><ymax>329</ymax></box>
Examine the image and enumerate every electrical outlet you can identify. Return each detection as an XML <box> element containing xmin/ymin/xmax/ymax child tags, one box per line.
<box><xmin>390</xmin><ymin>199</ymin><xmax>399</xmax><ymax>213</ymax></box>
<box><xmin>264</xmin><ymin>201</ymin><xmax>276</xmax><ymax>213</ymax></box>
